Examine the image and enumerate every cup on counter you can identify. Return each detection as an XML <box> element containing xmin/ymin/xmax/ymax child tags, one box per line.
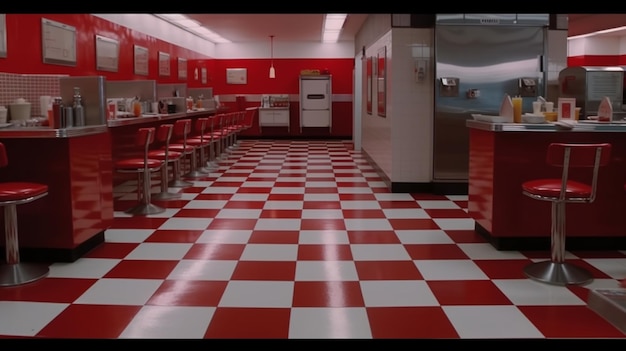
<box><xmin>532</xmin><ymin>101</ymin><xmax>542</xmax><ymax>115</ymax></box>
<box><xmin>151</xmin><ymin>102</ymin><xmax>159</xmax><ymax>114</ymax></box>
<box><xmin>575</xmin><ymin>107</ymin><xmax>581</xmax><ymax>120</ymax></box>
<box><xmin>544</xmin><ymin>102</ymin><xmax>554</xmax><ymax>112</ymax></box>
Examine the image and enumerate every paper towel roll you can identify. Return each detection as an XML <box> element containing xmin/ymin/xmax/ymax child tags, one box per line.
<box><xmin>40</xmin><ymin>96</ymin><xmax>51</xmax><ymax>118</ymax></box>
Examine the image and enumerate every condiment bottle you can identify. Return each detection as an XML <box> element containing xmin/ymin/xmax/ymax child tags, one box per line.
<box><xmin>132</xmin><ymin>97</ymin><xmax>142</xmax><ymax>117</ymax></box>
<box><xmin>73</xmin><ymin>87</ymin><xmax>85</xmax><ymax>127</ymax></box>
<box><xmin>52</xmin><ymin>98</ymin><xmax>63</xmax><ymax>129</ymax></box>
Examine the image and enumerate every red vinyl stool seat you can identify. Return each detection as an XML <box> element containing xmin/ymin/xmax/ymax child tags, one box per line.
<box><xmin>147</xmin><ymin>124</ymin><xmax>183</xmax><ymax>201</ymax></box>
<box><xmin>115</xmin><ymin>127</ymin><xmax>165</xmax><ymax>215</ymax></box>
<box><xmin>0</xmin><ymin>142</ymin><xmax>50</xmax><ymax>286</ymax></box>
<box><xmin>521</xmin><ymin>142</ymin><xmax>612</xmax><ymax>286</ymax></box>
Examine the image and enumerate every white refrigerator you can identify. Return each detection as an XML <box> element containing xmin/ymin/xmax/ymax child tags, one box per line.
<box><xmin>299</xmin><ymin>75</ymin><xmax>332</xmax><ymax>133</ymax></box>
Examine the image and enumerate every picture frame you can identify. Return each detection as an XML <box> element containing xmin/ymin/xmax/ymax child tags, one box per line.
<box><xmin>0</xmin><ymin>14</ymin><xmax>6</xmax><ymax>58</ymax></box>
<box><xmin>95</xmin><ymin>35</ymin><xmax>119</xmax><ymax>72</ymax></box>
<box><xmin>158</xmin><ymin>51</ymin><xmax>170</xmax><ymax>77</ymax></box>
<box><xmin>178</xmin><ymin>57</ymin><xmax>187</xmax><ymax>80</ymax></box>
<box><xmin>226</xmin><ymin>68</ymin><xmax>247</xmax><ymax>84</ymax></box>
<box><xmin>133</xmin><ymin>45</ymin><xmax>149</xmax><ymax>76</ymax></box>
<box><xmin>41</xmin><ymin>18</ymin><xmax>76</xmax><ymax>66</ymax></box>
<box><xmin>557</xmin><ymin>97</ymin><xmax>576</xmax><ymax>121</ymax></box>
<box><xmin>366</xmin><ymin>56</ymin><xmax>372</xmax><ymax>114</ymax></box>
<box><xmin>377</xmin><ymin>46</ymin><xmax>387</xmax><ymax>117</ymax></box>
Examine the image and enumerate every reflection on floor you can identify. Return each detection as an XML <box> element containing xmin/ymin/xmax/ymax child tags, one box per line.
<box><xmin>0</xmin><ymin>139</ymin><xmax>625</xmax><ymax>339</ymax></box>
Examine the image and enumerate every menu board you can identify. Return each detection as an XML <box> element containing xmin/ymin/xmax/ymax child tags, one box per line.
<box><xmin>178</xmin><ymin>58</ymin><xmax>187</xmax><ymax>80</ymax></box>
<box><xmin>134</xmin><ymin>45</ymin><xmax>149</xmax><ymax>76</ymax></box>
<box><xmin>158</xmin><ymin>51</ymin><xmax>170</xmax><ymax>76</ymax></box>
<box><xmin>41</xmin><ymin>18</ymin><xmax>76</xmax><ymax>66</ymax></box>
<box><xmin>95</xmin><ymin>35</ymin><xmax>119</xmax><ymax>72</ymax></box>
<box><xmin>0</xmin><ymin>14</ymin><xmax>6</xmax><ymax>58</ymax></box>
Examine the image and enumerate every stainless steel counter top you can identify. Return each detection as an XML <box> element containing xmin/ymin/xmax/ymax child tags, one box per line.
<box><xmin>466</xmin><ymin>119</ymin><xmax>626</xmax><ymax>132</ymax></box>
<box><xmin>107</xmin><ymin>109</ymin><xmax>216</xmax><ymax>127</ymax></box>
<box><xmin>0</xmin><ymin>125</ymin><xmax>109</xmax><ymax>138</ymax></box>
<box><xmin>259</xmin><ymin>106</ymin><xmax>290</xmax><ymax>111</ymax></box>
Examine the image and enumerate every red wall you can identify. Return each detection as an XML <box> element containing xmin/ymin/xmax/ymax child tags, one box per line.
<box><xmin>567</xmin><ymin>55</ymin><xmax>626</xmax><ymax>67</ymax></box>
<box><xmin>0</xmin><ymin>14</ymin><xmax>354</xmax><ymax>138</ymax></box>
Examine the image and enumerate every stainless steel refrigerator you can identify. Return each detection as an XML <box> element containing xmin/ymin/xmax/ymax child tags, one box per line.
<box><xmin>433</xmin><ymin>24</ymin><xmax>547</xmax><ymax>181</ymax></box>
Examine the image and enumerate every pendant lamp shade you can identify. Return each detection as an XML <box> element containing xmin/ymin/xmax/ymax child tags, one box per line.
<box><xmin>269</xmin><ymin>35</ymin><xmax>276</xmax><ymax>79</ymax></box>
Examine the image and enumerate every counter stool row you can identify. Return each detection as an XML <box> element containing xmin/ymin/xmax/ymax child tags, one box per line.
<box><xmin>113</xmin><ymin>109</ymin><xmax>257</xmax><ymax>216</ymax></box>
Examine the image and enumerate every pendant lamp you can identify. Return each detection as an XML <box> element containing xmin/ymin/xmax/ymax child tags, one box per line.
<box><xmin>269</xmin><ymin>35</ymin><xmax>276</xmax><ymax>79</ymax></box>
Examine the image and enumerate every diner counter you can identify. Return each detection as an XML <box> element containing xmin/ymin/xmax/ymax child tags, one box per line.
<box><xmin>107</xmin><ymin>109</ymin><xmax>216</xmax><ymax>127</ymax></box>
<box><xmin>466</xmin><ymin>120</ymin><xmax>626</xmax><ymax>251</ymax></box>
<box><xmin>0</xmin><ymin>125</ymin><xmax>108</xmax><ymax>138</ymax></box>
<box><xmin>467</xmin><ymin>119</ymin><xmax>626</xmax><ymax>132</ymax></box>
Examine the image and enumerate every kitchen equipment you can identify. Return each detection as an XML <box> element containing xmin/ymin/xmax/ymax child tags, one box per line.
<box><xmin>300</xmin><ymin>75</ymin><xmax>332</xmax><ymax>132</ymax></box>
<box><xmin>558</xmin><ymin>66</ymin><xmax>624</xmax><ymax>121</ymax></box>
<box><xmin>9</xmin><ymin>98</ymin><xmax>31</xmax><ymax>121</ymax></box>
<box><xmin>167</xmin><ymin>103</ymin><xmax>177</xmax><ymax>114</ymax></box>
<box><xmin>434</xmin><ymin>24</ymin><xmax>546</xmax><ymax>181</ymax></box>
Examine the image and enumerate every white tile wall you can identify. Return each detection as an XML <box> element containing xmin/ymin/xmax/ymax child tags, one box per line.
<box><xmin>0</xmin><ymin>72</ymin><xmax>64</xmax><ymax>118</ymax></box>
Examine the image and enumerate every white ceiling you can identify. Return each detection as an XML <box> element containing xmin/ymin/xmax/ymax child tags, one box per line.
<box><xmin>182</xmin><ymin>14</ymin><xmax>369</xmax><ymax>43</ymax></box>
<box><xmin>178</xmin><ymin>14</ymin><xmax>626</xmax><ymax>44</ymax></box>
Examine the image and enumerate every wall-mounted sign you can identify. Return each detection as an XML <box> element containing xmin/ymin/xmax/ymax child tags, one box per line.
<box><xmin>95</xmin><ymin>35</ymin><xmax>119</xmax><ymax>72</ymax></box>
<box><xmin>158</xmin><ymin>51</ymin><xmax>170</xmax><ymax>77</ymax></box>
<box><xmin>41</xmin><ymin>18</ymin><xmax>76</xmax><ymax>66</ymax></box>
<box><xmin>134</xmin><ymin>45</ymin><xmax>149</xmax><ymax>76</ymax></box>
<box><xmin>366</xmin><ymin>56</ymin><xmax>373</xmax><ymax>115</ymax></box>
<box><xmin>201</xmin><ymin>67</ymin><xmax>207</xmax><ymax>85</ymax></box>
<box><xmin>178</xmin><ymin>57</ymin><xmax>187</xmax><ymax>80</ymax></box>
<box><xmin>377</xmin><ymin>46</ymin><xmax>387</xmax><ymax>117</ymax></box>
<box><xmin>0</xmin><ymin>14</ymin><xmax>6</xmax><ymax>58</ymax></box>
<box><xmin>226</xmin><ymin>68</ymin><xmax>247</xmax><ymax>84</ymax></box>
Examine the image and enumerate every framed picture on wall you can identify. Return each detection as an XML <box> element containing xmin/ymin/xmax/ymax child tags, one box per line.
<box><xmin>134</xmin><ymin>45</ymin><xmax>149</xmax><ymax>76</ymax></box>
<box><xmin>178</xmin><ymin>57</ymin><xmax>187</xmax><ymax>80</ymax></box>
<box><xmin>0</xmin><ymin>14</ymin><xmax>6</xmax><ymax>58</ymax></box>
<box><xmin>95</xmin><ymin>35</ymin><xmax>119</xmax><ymax>72</ymax></box>
<box><xmin>377</xmin><ymin>46</ymin><xmax>386</xmax><ymax>117</ymax></box>
<box><xmin>41</xmin><ymin>18</ymin><xmax>76</xmax><ymax>66</ymax></box>
<box><xmin>366</xmin><ymin>56</ymin><xmax>373</xmax><ymax>115</ymax></box>
<box><xmin>158</xmin><ymin>51</ymin><xmax>170</xmax><ymax>77</ymax></box>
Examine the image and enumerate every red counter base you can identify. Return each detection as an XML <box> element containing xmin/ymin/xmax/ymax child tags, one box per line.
<box><xmin>0</xmin><ymin>132</ymin><xmax>113</xmax><ymax>262</ymax></box>
<box><xmin>475</xmin><ymin>222</ymin><xmax>626</xmax><ymax>251</ymax></box>
<box><xmin>0</xmin><ymin>231</ymin><xmax>104</xmax><ymax>263</ymax></box>
<box><xmin>468</xmin><ymin>127</ymin><xmax>626</xmax><ymax>251</ymax></box>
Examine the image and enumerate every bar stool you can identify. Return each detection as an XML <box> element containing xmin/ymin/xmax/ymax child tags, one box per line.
<box><xmin>147</xmin><ymin>124</ymin><xmax>183</xmax><ymax>200</ymax></box>
<box><xmin>187</xmin><ymin>117</ymin><xmax>213</xmax><ymax>174</ymax></box>
<box><xmin>0</xmin><ymin>142</ymin><xmax>49</xmax><ymax>286</ymax></box>
<box><xmin>167</xmin><ymin>119</ymin><xmax>196</xmax><ymax>185</ymax></box>
<box><xmin>114</xmin><ymin>127</ymin><xmax>165</xmax><ymax>215</ymax></box>
<box><xmin>204</xmin><ymin>115</ymin><xmax>221</xmax><ymax>171</ymax></box>
<box><xmin>521</xmin><ymin>142</ymin><xmax>612</xmax><ymax>286</ymax></box>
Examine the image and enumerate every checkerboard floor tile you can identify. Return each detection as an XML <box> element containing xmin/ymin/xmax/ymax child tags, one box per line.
<box><xmin>1</xmin><ymin>139</ymin><xmax>625</xmax><ymax>339</ymax></box>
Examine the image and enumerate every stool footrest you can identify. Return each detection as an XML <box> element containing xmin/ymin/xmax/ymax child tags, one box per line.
<box><xmin>0</xmin><ymin>263</ymin><xmax>49</xmax><ymax>287</ymax></box>
<box><xmin>524</xmin><ymin>261</ymin><xmax>593</xmax><ymax>286</ymax></box>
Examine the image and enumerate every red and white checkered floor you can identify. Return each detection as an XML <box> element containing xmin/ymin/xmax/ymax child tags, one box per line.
<box><xmin>1</xmin><ymin>139</ymin><xmax>625</xmax><ymax>339</ymax></box>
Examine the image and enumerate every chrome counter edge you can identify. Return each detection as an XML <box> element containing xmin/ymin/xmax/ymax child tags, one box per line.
<box><xmin>466</xmin><ymin>120</ymin><xmax>626</xmax><ymax>132</ymax></box>
<box><xmin>107</xmin><ymin>109</ymin><xmax>216</xmax><ymax>127</ymax></box>
<box><xmin>0</xmin><ymin>125</ymin><xmax>109</xmax><ymax>138</ymax></box>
